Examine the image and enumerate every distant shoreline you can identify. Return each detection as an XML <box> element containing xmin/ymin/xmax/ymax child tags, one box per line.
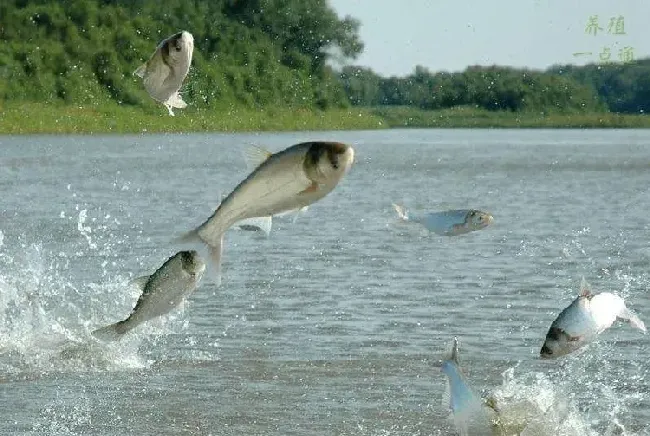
<box><xmin>1</xmin><ymin>103</ymin><xmax>649</xmax><ymax>134</ymax></box>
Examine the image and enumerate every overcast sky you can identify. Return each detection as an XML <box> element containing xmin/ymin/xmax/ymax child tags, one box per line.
<box><xmin>328</xmin><ymin>0</ymin><xmax>650</xmax><ymax>76</ymax></box>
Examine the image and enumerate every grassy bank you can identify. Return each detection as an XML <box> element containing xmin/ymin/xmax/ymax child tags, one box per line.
<box><xmin>0</xmin><ymin>102</ymin><xmax>386</xmax><ymax>134</ymax></box>
<box><xmin>372</xmin><ymin>106</ymin><xmax>650</xmax><ymax>129</ymax></box>
<box><xmin>2</xmin><ymin>102</ymin><xmax>650</xmax><ymax>134</ymax></box>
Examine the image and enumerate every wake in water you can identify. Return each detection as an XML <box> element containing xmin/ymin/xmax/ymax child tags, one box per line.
<box><xmin>0</xmin><ymin>206</ymin><xmax>209</xmax><ymax>375</ymax></box>
<box><xmin>485</xmin><ymin>353</ymin><xmax>644</xmax><ymax>436</ymax></box>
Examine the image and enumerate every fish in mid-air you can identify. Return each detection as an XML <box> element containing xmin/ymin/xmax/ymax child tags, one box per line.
<box><xmin>178</xmin><ymin>141</ymin><xmax>355</xmax><ymax>286</ymax></box>
<box><xmin>134</xmin><ymin>31</ymin><xmax>194</xmax><ymax>116</ymax></box>
<box><xmin>233</xmin><ymin>145</ymin><xmax>311</xmax><ymax>236</ymax></box>
<box><xmin>92</xmin><ymin>250</ymin><xmax>205</xmax><ymax>341</ymax></box>
<box><xmin>441</xmin><ymin>337</ymin><xmax>496</xmax><ymax>435</ymax></box>
<box><xmin>393</xmin><ymin>204</ymin><xmax>493</xmax><ymax>236</ymax></box>
<box><xmin>540</xmin><ymin>277</ymin><xmax>646</xmax><ymax>359</ymax></box>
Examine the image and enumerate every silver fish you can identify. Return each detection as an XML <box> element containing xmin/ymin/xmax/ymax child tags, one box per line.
<box><xmin>441</xmin><ymin>337</ymin><xmax>495</xmax><ymax>436</ymax></box>
<box><xmin>92</xmin><ymin>250</ymin><xmax>205</xmax><ymax>341</ymax></box>
<box><xmin>179</xmin><ymin>141</ymin><xmax>355</xmax><ymax>286</ymax></box>
<box><xmin>134</xmin><ymin>30</ymin><xmax>194</xmax><ymax>116</ymax></box>
<box><xmin>238</xmin><ymin>144</ymin><xmax>311</xmax><ymax>233</ymax></box>
<box><xmin>393</xmin><ymin>204</ymin><xmax>493</xmax><ymax>236</ymax></box>
<box><xmin>540</xmin><ymin>278</ymin><xmax>646</xmax><ymax>359</ymax></box>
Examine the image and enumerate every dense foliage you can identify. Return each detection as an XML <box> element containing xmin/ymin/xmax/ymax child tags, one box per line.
<box><xmin>340</xmin><ymin>60</ymin><xmax>650</xmax><ymax>115</ymax></box>
<box><xmin>0</xmin><ymin>0</ymin><xmax>362</xmax><ymax>110</ymax></box>
<box><xmin>550</xmin><ymin>59</ymin><xmax>650</xmax><ymax>114</ymax></box>
<box><xmin>1</xmin><ymin>0</ymin><xmax>648</xmax><ymax>115</ymax></box>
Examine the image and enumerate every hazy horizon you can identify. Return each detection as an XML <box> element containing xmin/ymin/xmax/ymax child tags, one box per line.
<box><xmin>329</xmin><ymin>0</ymin><xmax>650</xmax><ymax>76</ymax></box>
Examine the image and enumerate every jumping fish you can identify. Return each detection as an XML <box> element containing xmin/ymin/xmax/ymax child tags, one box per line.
<box><xmin>178</xmin><ymin>141</ymin><xmax>355</xmax><ymax>286</ymax></box>
<box><xmin>134</xmin><ymin>31</ymin><xmax>194</xmax><ymax>116</ymax></box>
<box><xmin>540</xmin><ymin>277</ymin><xmax>646</xmax><ymax>359</ymax></box>
<box><xmin>393</xmin><ymin>204</ymin><xmax>493</xmax><ymax>236</ymax></box>
<box><xmin>441</xmin><ymin>337</ymin><xmax>496</xmax><ymax>435</ymax></box>
<box><xmin>92</xmin><ymin>250</ymin><xmax>205</xmax><ymax>340</ymax></box>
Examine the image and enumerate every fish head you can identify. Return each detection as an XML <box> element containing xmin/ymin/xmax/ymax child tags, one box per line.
<box><xmin>539</xmin><ymin>326</ymin><xmax>579</xmax><ymax>359</ymax></box>
<box><xmin>303</xmin><ymin>142</ymin><xmax>355</xmax><ymax>185</ymax></box>
<box><xmin>161</xmin><ymin>31</ymin><xmax>194</xmax><ymax>67</ymax></box>
<box><xmin>467</xmin><ymin>210</ymin><xmax>493</xmax><ymax>230</ymax></box>
<box><xmin>179</xmin><ymin>250</ymin><xmax>206</xmax><ymax>280</ymax></box>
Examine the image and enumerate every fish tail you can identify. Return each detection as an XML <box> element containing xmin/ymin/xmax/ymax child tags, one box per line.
<box><xmin>620</xmin><ymin>306</ymin><xmax>647</xmax><ymax>333</ymax></box>
<box><xmin>92</xmin><ymin>320</ymin><xmax>129</xmax><ymax>341</ymax></box>
<box><xmin>175</xmin><ymin>228</ymin><xmax>201</xmax><ymax>245</ymax></box>
<box><xmin>176</xmin><ymin>229</ymin><xmax>224</xmax><ymax>287</ymax></box>
<box><xmin>167</xmin><ymin>92</ymin><xmax>187</xmax><ymax>109</ymax></box>
<box><xmin>392</xmin><ymin>203</ymin><xmax>409</xmax><ymax>221</ymax></box>
<box><xmin>133</xmin><ymin>63</ymin><xmax>147</xmax><ymax>78</ymax></box>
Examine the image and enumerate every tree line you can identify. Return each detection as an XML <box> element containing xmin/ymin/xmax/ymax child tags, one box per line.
<box><xmin>1</xmin><ymin>0</ymin><xmax>648</xmax><ymax>115</ymax></box>
<box><xmin>339</xmin><ymin>60</ymin><xmax>650</xmax><ymax>115</ymax></box>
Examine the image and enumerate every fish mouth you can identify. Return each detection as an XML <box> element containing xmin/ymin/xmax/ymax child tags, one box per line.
<box><xmin>539</xmin><ymin>344</ymin><xmax>555</xmax><ymax>358</ymax></box>
<box><xmin>172</xmin><ymin>31</ymin><xmax>193</xmax><ymax>51</ymax></box>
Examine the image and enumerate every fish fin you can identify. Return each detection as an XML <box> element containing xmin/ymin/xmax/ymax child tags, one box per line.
<box><xmin>298</xmin><ymin>181</ymin><xmax>320</xmax><ymax>195</ymax></box>
<box><xmin>579</xmin><ymin>276</ymin><xmax>592</xmax><ymax>297</ymax></box>
<box><xmin>619</xmin><ymin>306</ymin><xmax>647</xmax><ymax>333</ymax></box>
<box><xmin>236</xmin><ymin>216</ymin><xmax>273</xmax><ymax>236</ymax></box>
<box><xmin>130</xmin><ymin>275</ymin><xmax>150</xmax><ymax>291</ymax></box>
<box><xmin>166</xmin><ymin>92</ymin><xmax>187</xmax><ymax>109</ymax></box>
<box><xmin>450</xmin><ymin>337</ymin><xmax>460</xmax><ymax>365</ymax></box>
<box><xmin>242</xmin><ymin>144</ymin><xmax>273</xmax><ymax>171</ymax></box>
<box><xmin>451</xmin><ymin>223</ymin><xmax>465</xmax><ymax>233</ymax></box>
<box><xmin>134</xmin><ymin>63</ymin><xmax>147</xmax><ymax>78</ymax></box>
<box><xmin>92</xmin><ymin>320</ymin><xmax>129</xmax><ymax>341</ymax></box>
<box><xmin>291</xmin><ymin>207</ymin><xmax>308</xmax><ymax>224</ymax></box>
<box><xmin>392</xmin><ymin>203</ymin><xmax>409</xmax><ymax>221</ymax></box>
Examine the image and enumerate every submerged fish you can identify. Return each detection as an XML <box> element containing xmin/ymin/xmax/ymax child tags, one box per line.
<box><xmin>441</xmin><ymin>337</ymin><xmax>496</xmax><ymax>436</ymax></box>
<box><xmin>393</xmin><ymin>204</ymin><xmax>493</xmax><ymax>236</ymax></box>
<box><xmin>134</xmin><ymin>31</ymin><xmax>194</xmax><ymax>116</ymax></box>
<box><xmin>179</xmin><ymin>141</ymin><xmax>355</xmax><ymax>286</ymax></box>
<box><xmin>92</xmin><ymin>250</ymin><xmax>205</xmax><ymax>341</ymax></box>
<box><xmin>540</xmin><ymin>278</ymin><xmax>646</xmax><ymax>359</ymax></box>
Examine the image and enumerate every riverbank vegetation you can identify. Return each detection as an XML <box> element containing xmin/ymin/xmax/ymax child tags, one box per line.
<box><xmin>1</xmin><ymin>0</ymin><xmax>649</xmax><ymax>133</ymax></box>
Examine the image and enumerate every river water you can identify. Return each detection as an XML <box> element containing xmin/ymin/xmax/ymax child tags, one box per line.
<box><xmin>0</xmin><ymin>129</ymin><xmax>648</xmax><ymax>435</ymax></box>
